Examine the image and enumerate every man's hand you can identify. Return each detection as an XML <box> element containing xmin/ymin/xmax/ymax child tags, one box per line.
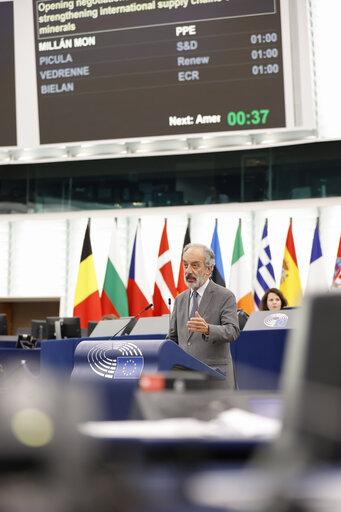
<box><xmin>187</xmin><ymin>311</ymin><xmax>209</xmax><ymax>335</ymax></box>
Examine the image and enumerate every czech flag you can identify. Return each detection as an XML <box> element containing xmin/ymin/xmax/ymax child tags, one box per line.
<box><xmin>127</xmin><ymin>221</ymin><xmax>153</xmax><ymax>317</ymax></box>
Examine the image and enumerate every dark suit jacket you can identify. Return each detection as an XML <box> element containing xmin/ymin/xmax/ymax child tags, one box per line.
<box><xmin>167</xmin><ymin>279</ymin><xmax>240</xmax><ymax>388</ymax></box>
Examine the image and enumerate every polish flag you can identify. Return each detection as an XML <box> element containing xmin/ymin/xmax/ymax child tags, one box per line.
<box><xmin>153</xmin><ymin>220</ymin><xmax>177</xmax><ymax>316</ymax></box>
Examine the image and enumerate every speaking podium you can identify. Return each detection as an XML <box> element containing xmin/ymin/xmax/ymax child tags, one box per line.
<box><xmin>71</xmin><ymin>336</ymin><xmax>225</xmax><ymax>421</ymax></box>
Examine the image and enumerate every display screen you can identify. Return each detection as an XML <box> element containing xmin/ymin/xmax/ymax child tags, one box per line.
<box><xmin>33</xmin><ymin>0</ymin><xmax>286</xmax><ymax>144</ymax></box>
<box><xmin>0</xmin><ymin>2</ymin><xmax>17</xmax><ymax>146</ymax></box>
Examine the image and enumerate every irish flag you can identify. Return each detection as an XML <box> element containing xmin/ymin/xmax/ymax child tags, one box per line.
<box><xmin>101</xmin><ymin>219</ymin><xmax>129</xmax><ymax>318</ymax></box>
<box><xmin>73</xmin><ymin>219</ymin><xmax>102</xmax><ymax>328</ymax></box>
<box><xmin>229</xmin><ymin>220</ymin><xmax>254</xmax><ymax>315</ymax></box>
<box><xmin>280</xmin><ymin>220</ymin><xmax>302</xmax><ymax>306</ymax></box>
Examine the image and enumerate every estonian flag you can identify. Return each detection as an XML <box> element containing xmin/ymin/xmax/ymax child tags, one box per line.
<box><xmin>210</xmin><ymin>219</ymin><xmax>225</xmax><ymax>286</ymax></box>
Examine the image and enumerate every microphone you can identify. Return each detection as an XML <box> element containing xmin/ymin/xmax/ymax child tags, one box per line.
<box><xmin>110</xmin><ymin>303</ymin><xmax>153</xmax><ymax>339</ymax></box>
<box><xmin>168</xmin><ymin>298</ymin><xmax>172</xmax><ymax>333</ymax></box>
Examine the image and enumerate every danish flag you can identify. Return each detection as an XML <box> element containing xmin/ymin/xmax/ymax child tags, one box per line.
<box><xmin>153</xmin><ymin>220</ymin><xmax>177</xmax><ymax>316</ymax></box>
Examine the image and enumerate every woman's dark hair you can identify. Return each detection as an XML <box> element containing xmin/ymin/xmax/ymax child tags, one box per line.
<box><xmin>259</xmin><ymin>287</ymin><xmax>288</xmax><ymax>311</ymax></box>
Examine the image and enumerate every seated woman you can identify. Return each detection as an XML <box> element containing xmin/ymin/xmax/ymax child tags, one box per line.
<box><xmin>260</xmin><ymin>288</ymin><xmax>288</xmax><ymax>311</ymax></box>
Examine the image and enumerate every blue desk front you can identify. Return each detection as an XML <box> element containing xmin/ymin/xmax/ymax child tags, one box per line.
<box><xmin>40</xmin><ymin>334</ymin><xmax>202</xmax><ymax>379</ymax></box>
<box><xmin>230</xmin><ymin>329</ymin><xmax>289</xmax><ymax>390</ymax></box>
<box><xmin>1</xmin><ymin>329</ymin><xmax>289</xmax><ymax>393</ymax></box>
<box><xmin>0</xmin><ymin>345</ymin><xmax>40</xmax><ymax>380</ymax></box>
<box><xmin>41</xmin><ymin>335</ymin><xmax>226</xmax><ymax>420</ymax></box>
<box><xmin>39</xmin><ymin>330</ymin><xmax>290</xmax><ymax>387</ymax></box>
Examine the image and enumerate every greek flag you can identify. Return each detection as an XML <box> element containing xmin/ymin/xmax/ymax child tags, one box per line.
<box><xmin>253</xmin><ymin>220</ymin><xmax>276</xmax><ymax>309</ymax></box>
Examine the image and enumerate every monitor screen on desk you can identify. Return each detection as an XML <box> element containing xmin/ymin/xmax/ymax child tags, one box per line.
<box><xmin>279</xmin><ymin>293</ymin><xmax>341</xmax><ymax>462</ymax></box>
<box><xmin>130</xmin><ymin>316</ymin><xmax>170</xmax><ymax>335</ymax></box>
<box><xmin>46</xmin><ymin>316</ymin><xmax>81</xmax><ymax>339</ymax></box>
<box><xmin>0</xmin><ymin>313</ymin><xmax>8</xmax><ymax>335</ymax></box>
<box><xmin>243</xmin><ymin>309</ymin><xmax>298</xmax><ymax>331</ymax></box>
<box><xmin>31</xmin><ymin>319</ymin><xmax>47</xmax><ymax>340</ymax></box>
<box><xmin>89</xmin><ymin>317</ymin><xmax>136</xmax><ymax>338</ymax></box>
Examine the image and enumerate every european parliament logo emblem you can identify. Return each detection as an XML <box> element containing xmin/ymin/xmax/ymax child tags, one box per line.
<box><xmin>264</xmin><ymin>313</ymin><xmax>288</xmax><ymax>328</ymax></box>
<box><xmin>87</xmin><ymin>342</ymin><xmax>144</xmax><ymax>379</ymax></box>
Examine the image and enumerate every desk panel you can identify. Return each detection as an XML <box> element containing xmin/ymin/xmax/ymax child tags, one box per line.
<box><xmin>232</xmin><ymin>329</ymin><xmax>289</xmax><ymax>390</ymax></box>
<box><xmin>0</xmin><ymin>347</ymin><xmax>40</xmax><ymax>382</ymax></box>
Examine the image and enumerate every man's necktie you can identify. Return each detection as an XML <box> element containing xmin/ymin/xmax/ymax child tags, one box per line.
<box><xmin>190</xmin><ymin>291</ymin><xmax>199</xmax><ymax>318</ymax></box>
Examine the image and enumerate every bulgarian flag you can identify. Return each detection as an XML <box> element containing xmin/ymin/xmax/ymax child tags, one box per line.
<box><xmin>280</xmin><ymin>220</ymin><xmax>302</xmax><ymax>306</ymax></box>
<box><xmin>101</xmin><ymin>219</ymin><xmax>129</xmax><ymax>318</ymax></box>
<box><xmin>229</xmin><ymin>220</ymin><xmax>254</xmax><ymax>315</ymax></box>
<box><xmin>73</xmin><ymin>219</ymin><xmax>102</xmax><ymax>328</ymax></box>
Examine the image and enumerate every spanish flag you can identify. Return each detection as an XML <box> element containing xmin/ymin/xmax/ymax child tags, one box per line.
<box><xmin>73</xmin><ymin>219</ymin><xmax>102</xmax><ymax>328</ymax></box>
<box><xmin>280</xmin><ymin>221</ymin><xmax>302</xmax><ymax>306</ymax></box>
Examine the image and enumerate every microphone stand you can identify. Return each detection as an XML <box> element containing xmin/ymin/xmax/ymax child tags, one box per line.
<box><xmin>110</xmin><ymin>303</ymin><xmax>153</xmax><ymax>340</ymax></box>
<box><xmin>168</xmin><ymin>298</ymin><xmax>172</xmax><ymax>334</ymax></box>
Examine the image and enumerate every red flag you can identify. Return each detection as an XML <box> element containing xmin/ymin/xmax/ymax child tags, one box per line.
<box><xmin>331</xmin><ymin>234</ymin><xmax>341</xmax><ymax>289</ymax></box>
<box><xmin>177</xmin><ymin>220</ymin><xmax>191</xmax><ymax>294</ymax></box>
<box><xmin>127</xmin><ymin>222</ymin><xmax>153</xmax><ymax>317</ymax></box>
<box><xmin>153</xmin><ymin>220</ymin><xmax>177</xmax><ymax>316</ymax></box>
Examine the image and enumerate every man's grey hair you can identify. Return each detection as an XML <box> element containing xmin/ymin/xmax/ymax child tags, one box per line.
<box><xmin>183</xmin><ymin>243</ymin><xmax>215</xmax><ymax>269</ymax></box>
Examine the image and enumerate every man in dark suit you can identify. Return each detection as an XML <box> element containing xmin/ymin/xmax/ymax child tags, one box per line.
<box><xmin>167</xmin><ymin>243</ymin><xmax>240</xmax><ymax>388</ymax></box>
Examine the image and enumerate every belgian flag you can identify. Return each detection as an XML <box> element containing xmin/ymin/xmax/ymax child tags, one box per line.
<box><xmin>73</xmin><ymin>219</ymin><xmax>102</xmax><ymax>328</ymax></box>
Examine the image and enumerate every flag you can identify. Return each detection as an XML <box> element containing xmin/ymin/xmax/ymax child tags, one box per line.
<box><xmin>229</xmin><ymin>220</ymin><xmax>254</xmax><ymax>315</ymax></box>
<box><xmin>177</xmin><ymin>220</ymin><xmax>191</xmax><ymax>294</ymax></box>
<box><xmin>210</xmin><ymin>219</ymin><xmax>226</xmax><ymax>286</ymax></box>
<box><xmin>331</xmin><ymin>234</ymin><xmax>341</xmax><ymax>289</ymax></box>
<box><xmin>101</xmin><ymin>219</ymin><xmax>129</xmax><ymax>318</ymax></box>
<box><xmin>127</xmin><ymin>221</ymin><xmax>153</xmax><ymax>317</ymax></box>
<box><xmin>280</xmin><ymin>221</ymin><xmax>302</xmax><ymax>306</ymax></box>
<box><xmin>305</xmin><ymin>219</ymin><xmax>328</xmax><ymax>294</ymax></box>
<box><xmin>253</xmin><ymin>219</ymin><xmax>276</xmax><ymax>309</ymax></box>
<box><xmin>114</xmin><ymin>356</ymin><xmax>144</xmax><ymax>379</ymax></box>
<box><xmin>153</xmin><ymin>220</ymin><xmax>177</xmax><ymax>316</ymax></box>
<box><xmin>73</xmin><ymin>219</ymin><xmax>102</xmax><ymax>329</ymax></box>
